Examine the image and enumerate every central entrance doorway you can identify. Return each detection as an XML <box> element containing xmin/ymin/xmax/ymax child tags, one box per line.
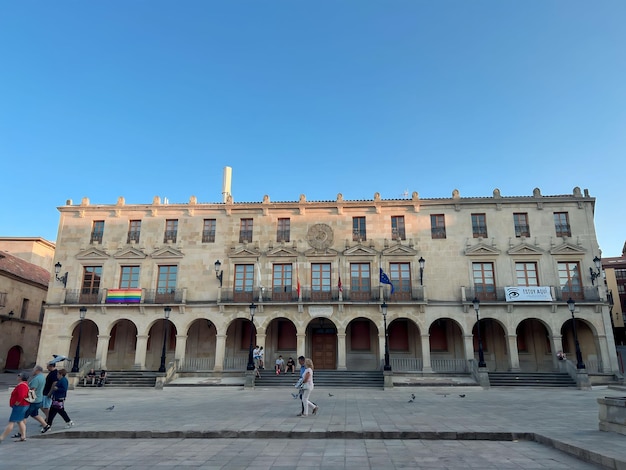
<box><xmin>311</xmin><ymin>319</ymin><xmax>337</xmax><ymax>369</ymax></box>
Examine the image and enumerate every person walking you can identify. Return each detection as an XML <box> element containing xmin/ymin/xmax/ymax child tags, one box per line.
<box><xmin>13</xmin><ymin>365</ymin><xmax>48</xmax><ymax>439</ymax></box>
<box><xmin>296</xmin><ymin>356</ymin><xmax>318</xmax><ymax>417</ymax></box>
<box><xmin>0</xmin><ymin>372</ymin><xmax>30</xmax><ymax>443</ymax></box>
<box><xmin>41</xmin><ymin>369</ymin><xmax>74</xmax><ymax>433</ymax></box>
<box><xmin>41</xmin><ymin>361</ymin><xmax>59</xmax><ymax>420</ymax></box>
<box><xmin>300</xmin><ymin>358</ymin><xmax>318</xmax><ymax>417</ymax></box>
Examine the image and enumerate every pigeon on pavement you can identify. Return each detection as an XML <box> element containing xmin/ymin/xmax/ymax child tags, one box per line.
<box><xmin>105</xmin><ymin>405</ymin><xmax>115</xmax><ymax>411</ymax></box>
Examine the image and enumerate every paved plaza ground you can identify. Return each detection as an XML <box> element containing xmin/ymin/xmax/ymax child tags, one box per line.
<box><xmin>0</xmin><ymin>372</ymin><xmax>625</xmax><ymax>469</ymax></box>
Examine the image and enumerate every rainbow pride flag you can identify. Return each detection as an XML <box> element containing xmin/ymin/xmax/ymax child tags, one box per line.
<box><xmin>106</xmin><ymin>289</ymin><xmax>142</xmax><ymax>304</ymax></box>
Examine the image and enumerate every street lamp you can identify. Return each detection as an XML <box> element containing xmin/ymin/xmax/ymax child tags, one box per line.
<box><xmin>418</xmin><ymin>257</ymin><xmax>425</xmax><ymax>286</ymax></box>
<box><xmin>567</xmin><ymin>298</ymin><xmax>586</xmax><ymax>369</ymax></box>
<box><xmin>214</xmin><ymin>260</ymin><xmax>223</xmax><ymax>287</ymax></box>
<box><xmin>54</xmin><ymin>262</ymin><xmax>68</xmax><ymax>288</ymax></box>
<box><xmin>158</xmin><ymin>306</ymin><xmax>172</xmax><ymax>373</ymax></box>
<box><xmin>246</xmin><ymin>302</ymin><xmax>257</xmax><ymax>371</ymax></box>
<box><xmin>472</xmin><ymin>297</ymin><xmax>486</xmax><ymax>368</ymax></box>
<box><xmin>71</xmin><ymin>307</ymin><xmax>87</xmax><ymax>373</ymax></box>
<box><xmin>381</xmin><ymin>301</ymin><xmax>391</xmax><ymax>371</ymax></box>
<box><xmin>589</xmin><ymin>256</ymin><xmax>602</xmax><ymax>285</ymax></box>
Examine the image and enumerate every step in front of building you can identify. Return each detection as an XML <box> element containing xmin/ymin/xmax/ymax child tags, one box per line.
<box><xmin>77</xmin><ymin>371</ymin><xmax>162</xmax><ymax>388</ymax></box>
<box><xmin>254</xmin><ymin>370</ymin><xmax>384</xmax><ymax>389</ymax></box>
<box><xmin>488</xmin><ymin>372</ymin><xmax>577</xmax><ymax>387</ymax></box>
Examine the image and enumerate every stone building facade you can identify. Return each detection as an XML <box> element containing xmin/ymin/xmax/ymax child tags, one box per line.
<box><xmin>38</xmin><ymin>187</ymin><xmax>619</xmax><ymax>377</ymax></box>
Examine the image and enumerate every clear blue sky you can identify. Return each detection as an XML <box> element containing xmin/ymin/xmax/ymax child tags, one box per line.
<box><xmin>1</xmin><ymin>1</ymin><xmax>624</xmax><ymax>256</ymax></box>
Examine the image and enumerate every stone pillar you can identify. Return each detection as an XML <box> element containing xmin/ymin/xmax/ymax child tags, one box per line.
<box><xmin>551</xmin><ymin>335</ymin><xmax>563</xmax><ymax>370</ymax></box>
<box><xmin>421</xmin><ymin>334</ymin><xmax>432</xmax><ymax>373</ymax></box>
<box><xmin>134</xmin><ymin>335</ymin><xmax>149</xmax><ymax>370</ymax></box>
<box><xmin>507</xmin><ymin>334</ymin><xmax>521</xmax><ymax>371</ymax></box>
<box><xmin>213</xmin><ymin>334</ymin><xmax>227</xmax><ymax>372</ymax></box>
<box><xmin>463</xmin><ymin>334</ymin><xmax>475</xmax><ymax>365</ymax></box>
<box><xmin>256</xmin><ymin>333</ymin><xmax>266</xmax><ymax>368</ymax></box>
<box><xmin>378</xmin><ymin>332</ymin><xmax>385</xmax><ymax>370</ymax></box>
<box><xmin>297</xmin><ymin>333</ymin><xmax>306</xmax><ymax>358</ymax></box>
<box><xmin>383</xmin><ymin>369</ymin><xmax>393</xmax><ymax>390</ymax></box>
<box><xmin>337</xmin><ymin>333</ymin><xmax>347</xmax><ymax>370</ymax></box>
<box><xmin>174</xmin><ymin>334</ymin><xmax>188</xmax><ymax>367</ymax></box>
<box><xmin>95</xmin><ymin>335</ymin><xmax>110</xmax><ymax>370</ymax></box>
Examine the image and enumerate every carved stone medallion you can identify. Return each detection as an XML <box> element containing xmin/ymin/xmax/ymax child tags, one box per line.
<box><xmin>306</xmin><ymin>223</ymin><xmax>334</xmax><ymax>250</ymax></box>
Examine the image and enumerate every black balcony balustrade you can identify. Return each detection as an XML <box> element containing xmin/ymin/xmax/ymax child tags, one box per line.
<box><xmin>555</xmin><ymin>286</ymin><xmax>600</xmax><ymax>302</ymax></box>
<box><xmin>465</xmin><ymin>287</ymin><xmax>504</xmax><ymax>302</ymax></box>
<box><xmin>90</xmin><ymin>233</ymin><xmax>103</xmax><ymax>244</ymax></box>
<box><xmin>555</xmin><ymin>223</ymin><xmax>571</xmax><ymax>237</ymax></box>
<box><xmin>472</xmin><ymin>226</ymin><xmax>488</xmax><ymax>238</ymax></box>
<box><xmin>514</xmin><ymin>224</ymin><xmax>530</xmax><ymax>237</ymax></box>
<box><xmin>276</xmin><ymin>231</ymin><xmax>290</xmax><ymax>243</ymax></box>
<box><xmin>239</xmin><ymin>231</ymin><xmax>253</xmax><ymax>243</ymax></box>
<box><xmin>201</xmin><ymin>230</ymin><xmax>216</xmax><ymax>243</ymax></box>
<box><xmin>144</xmin><ymin>289</ymin><xmax>184</xmax><ymax>304</ymax></box>
<box><xmin>431</xmin><ymin>227</ymin><xmax>447</xmax><ymax>239</ymax></box>
<box><xmin>64</xmin><ymin>289</ymin><xmax>104</xmax><ymax>304</ymax></box>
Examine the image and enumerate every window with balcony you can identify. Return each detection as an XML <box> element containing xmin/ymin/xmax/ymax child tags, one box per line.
<box><xmin>239</xmin><ymin>218</ymin><xmax>253</xmax><ymax>243</ymax></box>
<box><xmin>558</xmin><ymin>261</ymin><xmax>582</xmax><ymax>300</ymax></box>
<box><xmin>389</xmin><ymin>262</ymin><xmax>411</xmax><ymax>300</ymax></box>
<box><xmin>311</xmin><ymin>263</ymin><xmax>331</xmax><ymax>300</ymax></box>
<box><xmin>120</xmin><ymin>266</ymin><xmax>140</xmax><ymax>288</ymax></box>
<box><xmin>431</xmin><ymin>214</ymin><xmax>446</xmax><ymax>239</ymax></box>
<box><xmin>202</xmin><ymin>219</ymin><xmax>216</xmax><ymax>243</ymax></box>
<box><xmin>554</xmin><ymin>212</ymin><xmax>571</xmax><ymax>237</ymax></box>
<box><xmin>352</xmin><ymin>216</ymin><xmax>366</xmax><ymax>242</ymax></box>
<box><xmin>514</xmin><ymin>213</ymin><xmax>530</xmax><ymax>238</ymax></box>
<box><xmin>350</xmin><ymin>263</ymin><xmax>371</xmax><ymax>300</ymax></box>
<box><xmin>164</xmin><ymin>219</ymin><xmax>178</xmax><ymax>243</ymax></box>
<box><xmin>515</xmin><ymin>262</ymin><xmax>538</xmax><ymax>286</ymax></box>
<box><xmin>272</xmin><ymin>264</ymin><xmax>292</xmax><ymax>300</ymax></box>
<box><xmin>391</xmin><ymin>216</ymin><xmax>406</xmax><ymax>240</ymax></box>
<box><xmin>91</xmin><ymin>221</ymin><xmax>104</xmax><ymax>244</ymax></box>
<box><xmin>234</xmin><ymin>264</ymin><xmax>254</xmax><ymax>302</ymax></box>
<box><xmin>472</xmin><ymin>262</ymin><xmax>495</xmax><ymax>300</ymax></box>
<box><xmin>81</xmin><ymin>266</ymin><xmax>102</xmax><ymax>303</ymax></box>
<box><xmin>471</xmin><ymin>213</ymin><xmax>488</xmax><ymax>238</ymax></box>
<box><xmin>156</xmin><ymin>265</ymin><xmax>177</xmax><ymax>303</ymax></box>
<box><xmin>277</xmin><ymin>218</ymin><xmax>290</xmax><ymax>242</ymax></box>
<box><xmin>127</xmin><ymin>220</ymin><xmax>141</xmax><ymax>244</ymax></box>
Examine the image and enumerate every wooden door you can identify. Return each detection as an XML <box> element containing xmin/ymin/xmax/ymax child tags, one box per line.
<box><xmin>6</xmin><ymin>346</ymin><xmax>21</xmax><ymax>369</ymax></box>
<box><xmin>312</xmin><ymin>333</ymin><xmax>336</xmax><ymax>369</ymax></box>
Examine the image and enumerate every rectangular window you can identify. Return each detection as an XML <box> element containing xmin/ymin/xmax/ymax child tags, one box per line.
<box><xmin>352</xmin><ymin>216</ymin><xmax>366</xmax><ymax>241</ymax></box>
<box><xmin>431</xmin><ymin>214</ymin><xmax>446</xmax><ymax>239</ymax></box>
<box><xmin>156</xmin><ymin>265</ymin><xmax>177</xmax><ymax>303</ymax></box>
<box><xmin>391</xmin><ymin>216</ymin><xmax>406</xmax><ymax>240</ymax></box>
<box><xmin>127</xmin><ymin>220</ymin><xmax>141</xmax><ymax>244</ymax></box>
<box><xmin>20</xmin><ymin>298</ymin><xmax>29</xmax><ymax>320</ymax></box>
<box><xmin>472</xmin><ymin>262</ymin><xmax>495</xmax><ymax>300</ymax></box>
<box><xmin>91</xmin><ymin>220</ymin><xmax>104</xmax><ymax>244</ymax></box>
<box><xmin>164</xmin><ymin>219</ymin><xmax>178</xmax><ymax>243</ymax></box>
<box><xmin>239</xmin><ymin>218</ymin><xmax>253</xmax><ymax>243</ymax></box>
<box><xmin>350</xmin><ymin>320</ymin><xmax>371</xmax><ymax>350</ymax></box>
<box><xmin>350</xmin><ymin>263</ymin><xmax>371</xmax><ymax>300</ymax></box>
<box><xmin>615</xmin><ymin>269</ymin><xmax>626</xmax><ymax>280</ymax></box>
<box><xmin>234</xmin><ymin>264</ymin><xmax>254</xmax><ymax>302</ymax></box>
<box><xmin>202</xmin><ymin>219</ymin><xmax>216</xmax><ymax>243</ymax></box>
<box><xmin>515</xmin><ymin>262</ymin><xmax>538</xmax><ymax>286</ymax></box>
<box><xmin>272</xmin><ymin>264</ymin><xmax>292</xmax><ymax>300</ymax></box>
<box><xmin>277</xmin><ymin>218</ymin><xmax>290</xmax><ymax>242</ymax></box>
<box><xmin>514</xmin><ymin>213</ymin><xmax>530</xmax><ymax>238</ymax></box>
<box><xmin>554</xmin><ymin>212</ymin><xmax>571</xmax><ymax>237</ymax></box>
<box><xmin>471</xmin><ymin>213</ymin><xmax>488</xmax><ymax>238</ymax></box>
<box><xmin>81</xmin><ymin>266</ymin><xmax>102</xmax><ymax>303</ymax></box>
<box><xmin>311</xmin><ymin>263</ymin><xmax>331</xmax><ymax>300</ymax></box>
<box><xmin>389</xmin><ymin>262</ymin><xmax>411</xmax><ymax>300</ymax></box>
<box><xmin>39</xmin><ymin>301</ymin><xmax>45</xmax><ymax>323</ymax></box>
<box><xmin>558</xmin><ymin>261</ymin><xmax>583</xmax><ymax>300</ymax></box>
<box><xmin>120</xmin><ymin>266</ymin><xmax>140</xmax><ymax>288</ymax></box>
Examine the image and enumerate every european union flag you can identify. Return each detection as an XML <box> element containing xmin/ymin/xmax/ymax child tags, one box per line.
<box><xmin>379</xmin><ymin>268</ymin><xmax>395</xmax><ymax>294</ymax></box>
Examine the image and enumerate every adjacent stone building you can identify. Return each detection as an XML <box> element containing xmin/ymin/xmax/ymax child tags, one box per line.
<box><xmin>38</xmin><ymin>187</ymin><xmax>619</xmax><ymax>379</ymax></box>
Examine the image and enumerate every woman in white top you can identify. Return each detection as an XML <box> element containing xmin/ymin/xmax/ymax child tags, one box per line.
<box><xmin>300</xmin><ymin>358</ymin><xmax>318</xmax><ymax>417</ymax></box>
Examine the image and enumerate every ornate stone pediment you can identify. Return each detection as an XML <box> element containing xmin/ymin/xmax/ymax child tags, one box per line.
<box><xmin>113</xmin><ymin>247</ymin><xmax>147</xmax><ymax>259</ymax></box>
<box><xmin>150</xmin><ymin>247</ymin><xmax>184</xmax><ymax>259</ymax></box>
<box><xmin>343</xmin><ymin>244</ymin><xmax>378</xmax><ymax>257</ymax></box>
<box><xmin>508</xmin><ymin>243</ymin><xmax>543</xmax><ymax>256</ymax></box>
<box><xmin>229</xmin><ymin>246</ymin><xmax>262</xmax><ymax>258</ymax></box>
<box><xmin>304</xmin><ymin>247</ymin><xmax>339</xmax><ymax>257</ymax></box>
<box><xmin>267</xmin><ymin>246</ymin><xmax>299</xmax><ymax>258</ymax></box>
<box><xmin>381</xmin><ymin>244</ymin><xmax>418</xmax><ymax>256</ymax></box>
<box><xmin>550</xmin><ymin>242</ymin><xmax>586</xmax><ymax>256</ymax></box>
<box><xmin>465</xmin><ymin>243</ymin><xmax>500</xmax><ymax>256</ymax></box>
<box><xmin>76</xmin><ymin>247</ymin><xmax>109</xmax><ymax>260</ymax></box>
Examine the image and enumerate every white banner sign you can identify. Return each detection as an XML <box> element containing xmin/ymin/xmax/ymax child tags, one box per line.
<box><xmin>505</xmin><ymin>286</ymin><xmax>552</xmax><ymax>302</ymax></box>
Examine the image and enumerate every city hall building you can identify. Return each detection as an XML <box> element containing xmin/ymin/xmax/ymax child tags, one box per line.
<box><xmin>38</xmin><ymin>182</ymin><xmax>619</xmax><ymax>382</ymax></box>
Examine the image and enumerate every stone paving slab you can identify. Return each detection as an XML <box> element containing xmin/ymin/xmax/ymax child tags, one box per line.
<box><xmin>0</xmin><ymin>375</ymin><xmax>625</xmax><ymax>469</ymax></box>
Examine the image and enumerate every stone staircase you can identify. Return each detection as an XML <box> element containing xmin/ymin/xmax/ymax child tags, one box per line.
<box><xmin>488</xmin><ymin>371</ymin><xmax>577</xmax><ymax>388</ymax></box>
<box><xmin>254</xmin><ymin>370</ymin><xmax>384</xmax><ymax>389</ymax></box>
<box><xmin>77</xmin><ymin>371</ymin><xmax>162</xmax><ymax>388</ymax></box>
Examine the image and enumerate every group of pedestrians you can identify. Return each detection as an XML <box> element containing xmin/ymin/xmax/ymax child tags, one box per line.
<box><xmin>0</xmin><ymin>361</ymin><xmax>74</xmax><ymax>444</ymax></box>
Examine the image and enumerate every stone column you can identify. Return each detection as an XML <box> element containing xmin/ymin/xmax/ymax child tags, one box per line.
<box><xmin>213</xmin><ymin>334</ymin><xmax>227</xmax><ymax>372</ymax></box>
<box><xmin>95</xmin><ymin>335</ymin><xmax>110</xmax><ymax>370</ymax></box>
<box><xmin>463</xmin><ymin>334</ymin><xmax>475</xmax><ymax>365</ymax></box>
<box><xmin>378</xmin><ymin>332</ymin><xmax>385</xmax><ymax>370</ymax></box>
<box><xmin>337</xmin><ymin>333</ymin><xmax>347</xmax><ymax>370</ymax></box>
<box><xmin>551</xmin><ymin>335</ymin><xmax>563</xmax><ymax>370</ymax></box>
<box><xmin>421</xmin><ymin>334</ymin><xmax>432</xmax><ymax>373</ymax></box>
<box><xmin>174</xmin><ymin>334</ymin><xmax>188</xmax><ymax>367</ymax></box>
<box><xmin>134</xmin><ymin>335</ymin><xmax>149</xmax><ymax>370</ymax></box>
<box><xmin>297</xmin><ymin>333</ymin><xmax>306</xmax><ymax>358</ymax></box>
<box><xmin>507</xmin><ymin>334</ymin><xmax>521</xmax><ymax>371</ymax></box>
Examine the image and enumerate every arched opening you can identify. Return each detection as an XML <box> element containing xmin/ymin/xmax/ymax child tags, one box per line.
<box><xmin>473</xmin><ymin>318</ymin><xmax>507</xmax><ymax>371</ymax></box>
<box><xmin>183</xmin><ymin>319</ymin><xmax>217</xmax><ymax>371</ymax></box>
<box><xmin>107</xmin><ymin>320</ymin><xmax>138</xmax><ymax>370</ymax></box>
<box><xmin>5</xmin><ymin>345</ymin><xmax>22</xmax><ymax>370</ymax></box>
<box><xmin>346</xmin><ymin>317</ymin><xmax>377</xmax><ymax>370</ymax></box>
<box><xmin>224</xmin><ymin>318</ymin><xmax>256</xmax><ymax>371</ymax></box>
<box><xmin>147</xmin><ymin>318</ymin><xmax>177</xmax><ymax>370</ymax></box>
<box><xmin>308</xmin><ymin>317</ymin><xmax>337</xmax><ymax>370</ymax></box>
<box><xmin>516</xmin><ymin>319</ymin><xmax>552</xmax><ymax>372</ymax></box>
<box><xmin>429</xmin><ymin>318</ymin><xmax>465</xmax><ymax>372</ymax></box>
<box><xmin>68</xmin><ymin>319</ymin><xmax>99</xmax><ymax>370</ymax></box>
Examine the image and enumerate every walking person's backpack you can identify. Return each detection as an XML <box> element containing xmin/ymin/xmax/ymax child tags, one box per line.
<box><xmin>25</xmin><ymin>388</ymin><xmax>37</xmax><ymax>403</ymax></box>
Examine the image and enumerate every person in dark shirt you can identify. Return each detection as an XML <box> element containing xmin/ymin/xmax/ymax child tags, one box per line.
<box><xmin>286</xmin><ymin>357</ymin><xmax>296</xmax><ymax>374</ymax></box>
<box><xmin>42</xmin><ymin>362</ymin><xmax>58</xmax><ymax>420</ymax></box>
